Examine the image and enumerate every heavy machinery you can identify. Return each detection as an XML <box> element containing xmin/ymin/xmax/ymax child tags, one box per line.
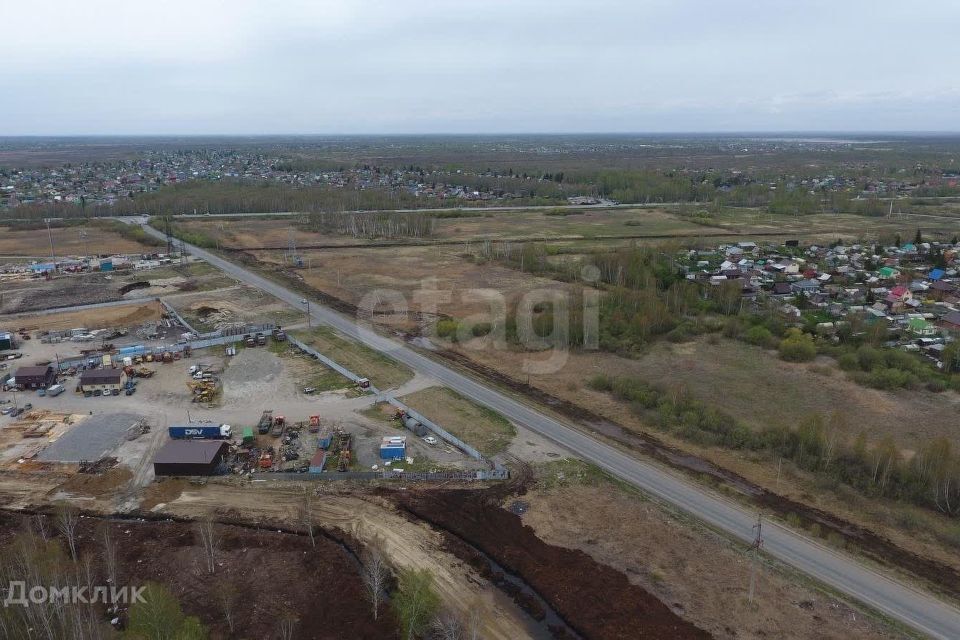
<box><xmin>187</xmin><ymin>380</ymin><xmax>218</xmax><ymax>403</ymax></box>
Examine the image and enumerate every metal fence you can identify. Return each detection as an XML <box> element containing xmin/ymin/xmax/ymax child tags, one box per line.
<box><xmin>287</xmin><ymin>336</ymin><xmax>366</xmax><ymax>384</ymax></box>
<box><xmin>287</xmin><ymin>336</ymin><xmax>498</xmax><ymax>467</ymax></box>
<box><xmin>264</xmin><ymin>469</ymin><xmax>508</xmax><ymax>482</ymax></box>
<box><xmin>55</xmin><ymin>324</ymin><xmax>278</xmax><ymax>371</ymax></box>
<box><xmin>159</xmin><ymin>300</ymin><xmax>198</xmax><ymax>336</ymax></box>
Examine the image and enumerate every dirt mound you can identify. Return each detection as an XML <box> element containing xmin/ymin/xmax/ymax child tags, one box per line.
<box><xmin>393</xmin><ymin>488</ymin><xmax>711</xmax><ymax>640</ymax></box>
<box><xmin>118</xmin><ymin>280</ymin><xmax>150</xmax><ymax>295</ymax></box>
<box><xmin>58</xmin><ymin>467</ymin><xmax>133</xmax><ymax>497</ymax></box>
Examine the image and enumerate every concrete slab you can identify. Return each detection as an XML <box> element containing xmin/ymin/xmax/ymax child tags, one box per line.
<box><xmin>37</xmin><ymin>412</ymin><xmax>143</xmax><ymax>462</ymax></box>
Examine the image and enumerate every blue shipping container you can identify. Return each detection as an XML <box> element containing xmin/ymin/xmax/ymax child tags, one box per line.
<box><xmin>119</xmin><ymin>345</ymin><xmax>146</xmax><ymax>356</ymax></box>
<box><xmin>99</xmin><ymin>260</ymin><xmax>113</xmax><ymax>271</ymax></box>
<box><xmin>169</xmin><ymin>424</ymin><xmax>231</xmax><ymax>439</ymax></box>
<box><xmin>380</xmin><ymin>445</ymin><xmax>406</xmax><ymax>460</ymax></box>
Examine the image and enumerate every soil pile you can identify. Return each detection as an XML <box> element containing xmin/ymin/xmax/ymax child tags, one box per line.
<box><xmin>394</xmin><ymin>488</ymin><xmax>712</xmax><ymax>640</ymax></box>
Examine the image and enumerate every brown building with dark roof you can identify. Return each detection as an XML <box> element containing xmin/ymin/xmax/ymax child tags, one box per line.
<box><xmin>13</xmin><ymin>365</ymin><xmax>55</xmax><ymax>390</ymax></box>
<box><xmin>78</xmin><ymin>368</ymin><xmax>124</xmax><ymax>392</ymax></box>
<box><xmin>153</xmin><ymin>441</ymin><xmax>229</xmax><ymax>476</ymax></box>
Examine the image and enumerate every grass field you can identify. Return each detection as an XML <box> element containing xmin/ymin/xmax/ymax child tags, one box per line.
<box><xmin>399</xmin><ymin>386</ymin><xmax>516</xmax><ymax>456</ymax></box>
<box><xmin>268</xmin><ymin>340</ymin><xmax>350</xmax><ymax>393</ymax></box>
<box><xmin>291</xmin><ymin>326</ymin><xmax>413</xmax><ymax>390</ymax></box>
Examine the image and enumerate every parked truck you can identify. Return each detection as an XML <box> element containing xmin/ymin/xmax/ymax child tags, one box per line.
<box><xmin>255</xmin><ymin>333</ymin><xmax>266</xmax><ymax>346</ymax></box>
<box><xmin>257</xmin><ymin>410</ymin><xmax>273</xmax><ymax>435</ymax></box>
<box><xmin>168</xmin><ymin>423</ymin><xmax>232</xmax><ymax>439</ymax></box>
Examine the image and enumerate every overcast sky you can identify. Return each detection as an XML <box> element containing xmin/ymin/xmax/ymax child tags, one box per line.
<box><xmin>2</xmin><ymin>0</ymin><xmax>957</xmax><ymax>135</ymax></box>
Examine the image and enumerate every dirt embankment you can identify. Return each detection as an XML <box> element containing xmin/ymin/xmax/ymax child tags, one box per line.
<box><xmin>0</xmin><ymin>510</ymin><xmax>395</xmax><ymax>640</ymax></box>
<box><xmin>392</xmin><ymin>487</ymin><xmax>712</xmax><ymax>640</ymax></box>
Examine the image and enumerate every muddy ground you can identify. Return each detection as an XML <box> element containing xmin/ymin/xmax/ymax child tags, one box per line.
<box><xmin>0</xmin><ymin>510</ymin><xmax>395</xmax><ymax>639</ymax></box>
<box><xmin>392</xmin><ymin>486</ymin><xmax>712</xmax><ymax>640</ymax></box>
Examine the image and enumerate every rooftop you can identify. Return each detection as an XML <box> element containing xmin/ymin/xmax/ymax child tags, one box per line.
<box><xmin>153</xmin><ymin>440</ymin><xmax>227</xmax><ymax>465</ymax></box>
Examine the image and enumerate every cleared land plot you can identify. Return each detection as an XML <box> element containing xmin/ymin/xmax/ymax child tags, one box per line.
<box><xmin>525</xmin><ymin>460</ymin><xmax>898</xmax><ymax>640</ymax></box>
<box><xmin>707</xmin><ymin>209</ymin><xmax>960</xmax><ymax>242</ymax></box>
<box><xmin>0</xmin><ymin>261</ymin><xmax>231</xmax><ymax>314</ymax></box>
<box><xmin>0</xmin><ymin>301</ymin><xmax>161</xmax><ymax>332</ymax></box>
<box><xmin>399</xmin><ymin>386</ymin><xmax>516</xmax><ymax>456</ymax></box>
<box><xmin>169</xmin><ymin>285</ymin><xmax>303</xmax><ymax>333</ymax></box>
<box><xmin>255</xmin><ymin>244</ymin><xmax>572</xmax><ymax>332</ymax></box>
<box><xmin>37</xmin><ymin>412</ymin><xmax>143</xmax><ymax>462</ymax></box>
<box><xmin>431</xmin><ymin>207</ymin><xmax>715</xmax><ymax>240</ymax></box>
<box><xmin>174</xmin><ymin>217</ymin><xmax>368</xmax><ymax>248</ymax></box>
<box><xmin>291</xmin><ymin>326</ymin><xmax>413</xmax><ymax>390</ymax></box>
<box><xmin>0</xmin><ymin>223</ymin><xmax>152</xmax><ymax>258</ymax></box>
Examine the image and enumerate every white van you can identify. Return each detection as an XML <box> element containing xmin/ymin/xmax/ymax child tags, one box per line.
<box><xmin>46</xmin><ymin>384</ymin><xmax>65</xmax><ymax>397</ymax></box>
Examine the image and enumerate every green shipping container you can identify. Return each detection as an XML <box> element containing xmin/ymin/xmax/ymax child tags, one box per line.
<box><xmin>242</xmin><ymin>427</ymin><xmax>254</xmax><ymax>444</ymax></box>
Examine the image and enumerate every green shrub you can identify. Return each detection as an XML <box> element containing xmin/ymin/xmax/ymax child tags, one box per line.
<box><xmin>435</xmin><ymin>319</ymin><xmax>460</xmax><ymax>341</ymax></box>
<box><xmin>779</xmin><ymin>330</ymin><xmax>817</xmax><ymax>362</ymax></box>
<box><xmin>471</xmin><ymin>322</ymin><xmax>492</xmax><ymax>337</ymax></box>
<box><xmin>744</xmin><ymin>325</ymin><xmax>774</xmax><ymax>348</ymax></box>
<box><xmin>837</xmin><ymin>353</ymin><xmax>859</xmax><ymax>371</ymax></box>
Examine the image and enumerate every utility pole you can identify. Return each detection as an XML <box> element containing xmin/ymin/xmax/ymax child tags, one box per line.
<box><xmin>45</xmin><ymin>219</ymin><xmax>57</xmax><ymax>270</ymax></box>
<box><xmin>749</xmin><ymin>513</ymin><xmax>763</xmax><ymax>605</ymax></box>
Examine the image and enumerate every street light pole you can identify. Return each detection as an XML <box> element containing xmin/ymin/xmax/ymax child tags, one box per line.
<box><xmin>305</xmin><ymin>300</ymin><xmax>312</xmax><ymax>328</ymax></box>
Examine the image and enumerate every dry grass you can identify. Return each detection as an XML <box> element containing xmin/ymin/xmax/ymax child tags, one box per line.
<box><xmin>399</xmin><ymin>386</ymin><xmax>516</xmax><ymax>456</ymax></box>
<box><xmin>256</xmin><ymin>244</ymin><xmax>572</xmax><ymax>333</ymax></box>
<box><xmin>291</xmin><ymin>326</ymin><xmax>413</xmax><ymax>390</ymax></box>
<box><xmin>524</xmin><ymin>463</ymin><xmax>900</xmax><ymax>640</ymax></box>
<box><xmin>4</xmin><ymin>301</ymin><xmax>162</xmax><ymax>332</ymax></box>
<box><xmin>633</xmin><ymin>338</ymin><xmax>960</xmax><ymax>449</ymax></box>
<box><xmin>0</xmin><ymin>224</ymin><xmax>150</xmax><ymax>258</ymax></box>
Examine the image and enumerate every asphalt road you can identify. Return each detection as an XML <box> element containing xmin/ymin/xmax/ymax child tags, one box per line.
<box><xmin>134</xmin><ymin>219</ymin><xmax>960</xmax><ymax>639</ymax></box>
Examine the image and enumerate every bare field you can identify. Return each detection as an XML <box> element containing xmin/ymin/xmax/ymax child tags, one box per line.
<box><xmin>399</xmin><ymin>386</ymin><xmax>517</xmax><ymax>456</ymax></box>
<box><xmin>524</xmin><ymin>462</ymin><xmax>899</xmax><ymax>640</ymax></box>
<box><xmin>256</xmin><ymin>244</ymin><xmax>572</xmax><ymax>332</ymax></box>
<box><xmin>168</xmin><ymin>285</ymin><xmax>304</xmax><ymax>332</ymax></box>
<box><xmin>0</xmin><ymin>224</ymin><xmax>150</xmax><ymax>258</ymax></box>
<box><xmin>0</xmin><ymin>300</ymin><xmax>161</xmax><ymax>331</ymax></box>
